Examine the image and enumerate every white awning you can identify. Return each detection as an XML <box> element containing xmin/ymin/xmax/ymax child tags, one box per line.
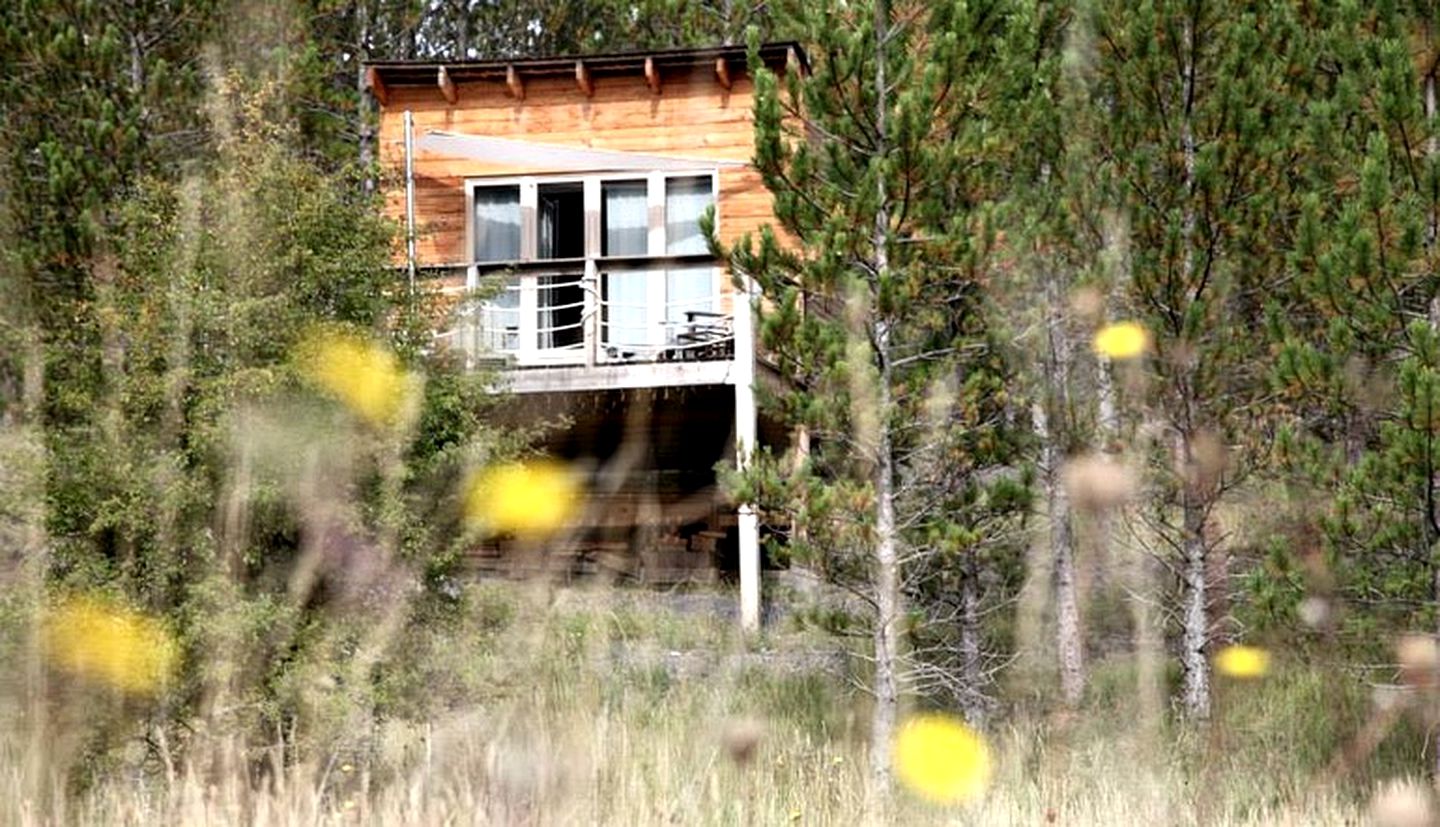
<box><xmin>417</xmin><ymin>130</ymin><xmax>746</xmax><ymax>173</ymax></box>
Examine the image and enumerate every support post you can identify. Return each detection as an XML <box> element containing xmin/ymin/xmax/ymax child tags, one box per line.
<box><xmin>734</xmin><ymin>276</ymin><xmax>760</xmax><ymax>632</ymax></box>
<box><xmin>403</xmin><ymin>110</ymin><xmax>416</xmax><ymax>292</ymax></box>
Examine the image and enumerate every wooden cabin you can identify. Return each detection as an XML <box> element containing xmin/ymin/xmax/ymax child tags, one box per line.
<box><xmin>367</xmin><ymin>43</ymin><xmax>807</xmax><ymax>628</ymax></box>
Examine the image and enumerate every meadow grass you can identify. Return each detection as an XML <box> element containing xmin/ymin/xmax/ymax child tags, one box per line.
<box><xmin>1</xmin><ymin>583</ymin><xmax>1423</xmax><ymax>825</ymax></box>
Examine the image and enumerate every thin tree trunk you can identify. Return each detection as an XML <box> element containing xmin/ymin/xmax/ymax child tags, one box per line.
<box><xmin>958</xmin><ymin>555</ymin><xmax>985</xmax><ymax>724</ymax></box>
<box><xmin>1177</xmin><ymin>13</ymin><xmax>1212</xmax><ymax>721</ymax></box>
<box><xmin>871</xmin><ymin>387</ymin><xmax>901</xmax><ymax>789</ymax></box>
<box><xmin>868</xmin><ymin>0</ymin><xmax>902</xmax><ymax>795</ymax></box>
<box><xmin>357</xmin><ymin>3</ymin><xmax>375</xmax><ymax>197</ymax></box>
<box><xmin>1427</xmin><ymin>65</ymin><xmax>1437</xmax><ymax>260</ymax></box>
<box><xmin>1180</xmin><ymin>474</ymin><xmax>1211</xmax><ymax>719</ymax></box>
<box><xmin>1044</xmin><ymin>276</ymin><xmax>1084</xmax><ymax>707</ymax></box>
<box><xmin>1091</xmin><ymin>217</ymin><xmax>1124</xmax><ymax>606</ymax></box>
<box><xmin>1432</xmin><ymin>558</ymin><xmax>1440</xmax><ymax>780</ymax></box>
<box><xmin>1034</xmin><ymin>370</ymin><xmax>1083</xmax><ymax>705</ymax></box>
<box><xmin>1052</xmin><ymin>475</ymin><xmax>1083</xmax><ymax>707</ymax></box>
<box><xmin>1424</xmin><ymin>45</ymin><xmax>1440</xmax><ymax>777</ymax></box>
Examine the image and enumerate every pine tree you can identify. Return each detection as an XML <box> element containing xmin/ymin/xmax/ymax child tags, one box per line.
<box><xmin>1083</xmin><ymin>0</ymin><xmax>1305</xmax><ymax>718</ymax></box>
<box><xmin>1269</xmin><ymin>4</ymin><xmax>1439</xmax><ymax>634</ymax></box>
<box><xmin>992</xmin><ymin>0</ymin><xmax>1099</xmax><ymax>709</ymax></box>
<box><xmin>728</xmin><ymin>0</ymin><xmax>1032</xmax><ymax>787</ymax></box>
<box><xmin>1267</xmin><ymin>10</ymin><xmax>1440</xmax><ymax>780</ymax></box>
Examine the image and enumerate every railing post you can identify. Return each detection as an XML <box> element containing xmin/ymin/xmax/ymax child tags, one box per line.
<box><xmin>518</xmin><ymin>274</ymin><xmax>537</xmax><ymax>364</ymax></box>
<box><xmin>584</xmin><ymin>259</ymin><xmax>599</xmax><ymax>368</ymax></box>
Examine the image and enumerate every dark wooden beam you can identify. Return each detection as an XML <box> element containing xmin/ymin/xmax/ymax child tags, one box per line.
<box><xmin>365</xmin><ymin>66</ymin><xmax>389</xmax><ymax>105</ymax></box>
<box><xmin>575</xmin><ymin>60</ymin><xmax>593</xmax><ymax>97</ymax></box>
<box><xmin>644</xmin><ymin>56</ymin><xmax>661</xmax><ymax>95</ymax></box>
<box><xmin>437</xmin><ymin>66</ymin><xmax>458</xmax><ymax>105</ymax></box>
<box><xmin>714</xmin><ymin>57</ymin><xmax>731</xmax><ymax>90</ymax></box>
<box><xmin>506</xmin><ymin>64</ymin><xmax>525</xmax><ymax>100</ymax></box>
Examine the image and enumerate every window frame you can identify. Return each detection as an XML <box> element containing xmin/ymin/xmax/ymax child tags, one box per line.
<box><xmin>463</xmin><ymin>170</ymin><xmax>722</xmax><ymax>364</ymax></box>
<box><xmin>463</xmin><ymin>170</ymin><xmax>719</xmax><ymax>265</ymax></box>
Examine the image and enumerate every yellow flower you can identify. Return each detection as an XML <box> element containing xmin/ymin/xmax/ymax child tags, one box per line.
<box><xmin>296</xmin><ymin>329</ymin><xmax>417</xmax><ymax>428</ymax></box>
<box><xmin>893</xmin><ymin>713</ymin><xmax>992</xmax><ymax>805</ymax></box>
<box><xmin>1092</xmin><ymin>321</ymin><xmax>1149</xmax><ymax>360</ymax></box>
<box><xmin>464</xmin><ymin>460</ymin><xmax>579</xmax><ymax>538</ymax></box>
<box><xmin>1214</xmin><ymin>644</ymin><xmax>1270</xmax><ymax>679</ymax></box>
<box><xmin>42</xmin><ymin>595</ymin><xmax>179</xmax><ymax>694</ymax></box>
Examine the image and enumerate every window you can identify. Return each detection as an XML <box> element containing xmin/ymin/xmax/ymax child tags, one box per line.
<box><xmin>538</xmin><ymin>182</ymin><xmax>584</xmax><ymax>259</ymax></box>
<box><xmin>466</xmin><ymin>173</ymin><xmax>719</xmax><ymax>361</ymax></box>
<box><xmin>468</xmin><ymin>175</ymin><xmax>713</xmax><ymax>262</ymax></box>
<box><xmin>602</xmin><ymin>180</ymin><xmax>648</xmax><ymax>256</ymax></box>
<box><xmin>602</xmin><ymin>180</ymin><xmax>651</xmax><ymax>346</ymax></box>
<box><xmin>536</xmin><ymin>182</ymin><xmax>585</xmax><ymax>349</ymax></box>
<box><xmin>473</xmin><ymin>185</ymin><xmax>521</xmax><ymax>262</ymax></box>
<box><xmin>665</xmin><ymin>176</ymin><xmax>712</xmax><ymax>255</ymax></box>
<box><xmin>664</xmin><ymin>176</ymin><xmax>716</xmax><ymax>335</ymax></box>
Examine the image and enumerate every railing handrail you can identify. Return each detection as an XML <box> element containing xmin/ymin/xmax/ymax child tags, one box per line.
<box><xmin>432</xmin><ymin>259</ymin><xmax>736</xmax><ymax>365</ymax></box>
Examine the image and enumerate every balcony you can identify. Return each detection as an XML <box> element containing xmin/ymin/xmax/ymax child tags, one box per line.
<box><xmin>428</xmin><ymin>255</ymin><xmax>738</xmax><ymax>393</ymax></box>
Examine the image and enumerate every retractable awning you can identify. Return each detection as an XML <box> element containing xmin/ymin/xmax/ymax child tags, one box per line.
<box><xmin>417</xmin><ymin>130</ymin><xmax>746</xmax><ymax>173</ymax></box>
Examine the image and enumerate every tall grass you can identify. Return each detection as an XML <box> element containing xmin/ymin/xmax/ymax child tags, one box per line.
<box><xmin>1</xmin><ymin>584</ymin><xmax>1419</xmax><ymax>825</ymax></box>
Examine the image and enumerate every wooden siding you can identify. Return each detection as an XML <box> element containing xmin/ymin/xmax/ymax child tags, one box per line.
<box><xmin>377</xmin><ymin>68</ymin><xmax>781</xmax><ymax>307</ymax></box>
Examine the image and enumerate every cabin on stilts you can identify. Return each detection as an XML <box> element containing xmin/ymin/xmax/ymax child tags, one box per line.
<box><xmin>366</xmin><ymin>43</ymin><xmax>808</xmax><ymax>629</ymax></box>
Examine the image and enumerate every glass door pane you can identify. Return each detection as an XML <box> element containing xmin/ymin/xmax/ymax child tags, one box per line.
<box><xmin>602</xmin><ymin>180</ymin><xmax>648</xmax><ymax>256</ymax></box>
<box><xmin>538</xmin><ymin>183</ymin><xmax>584</xmax><ymax>259</ymax></box>
<box><xmin>666</xmin><ymin>267</ymin><xmax>715</xmax><ymax>346</ymax></box>
<box><xmin>603</xmin><ymin>272</ymin><xmax>649</xmax><ymax>350</ymax></box>
<box><xmin>538</xmin><ymin>273</ymin><xmax>584</xmax><ymax>350</ymax></box>
<box><xmin>473</xmin><ymin>185</ymin><xmax>521</xmax><ymax>262</ymax></box>
<box><xmin>665</xmin><ymin>176</ymin><xmax>714</xmax><ymax>255</ymax></box>
<box><xmin>479</xmin><ymin>275</ymin><xmax>520</xmax><ymax>352</ymax></box>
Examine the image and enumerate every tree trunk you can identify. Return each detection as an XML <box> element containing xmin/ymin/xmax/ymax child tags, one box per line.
<box><xmin>871</xmin><ymin>400</ymin><xmax>901</xmax><ymax>790</ymax></box>
<box><xmin>1426</xmin><ymin>66</ymin><xmax>1437</xmax><ymax>259</ymax></box>
<box><xmin>357</xmin><ymin>3</ymin><xmax>375</xmax><ymax>197</ymax></box>
<box><xmin>1425</xmin><ymin>38</ymin><xmax>1440</xmax><ymax>779</ymax></box>
<box><xmin>1177</xmin><ymin>14</ymin><xmax>1212</xmax><ymax>721</ymax></box>
<box><xmin>958</xmin><ymin>555</ymin><xmax>985</xmax><ymax>724</ymax></box>
<box><xmin>1042</xmin><ymin>276</ymin><xmax>1084</xmax><ymax>708</ymax></box>
<box><xmin>1053</xmin><ymin>482</ymin><xmax>1084</xmax><ymax>707</ymax></box>
<box><xmin>1180</xmin><ymin>478</ymin><xmax>1211</xmax><ymax>719</ymax></box>
<box><xmin>867</xmin><ymin>0</ymin><xmax>902</xmax><ymax>795</ymax></box>
<box><xmin>1433</xmin><ymin>558</ymin><xmax>1440</xmax><ymax>780</ymax></box>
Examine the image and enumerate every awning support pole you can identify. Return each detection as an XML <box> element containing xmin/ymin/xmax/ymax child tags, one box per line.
<box><xmin>404</xmin><ymin>110</ymin><xmax>417</xmax><ymax>292</ymax></box>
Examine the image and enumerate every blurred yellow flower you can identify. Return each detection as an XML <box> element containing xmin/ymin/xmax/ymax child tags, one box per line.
<box><xmin>1214</xmin><ymin>644</ymin><xmax>1270</xmax><ymax>679</ymax></box>
<box><xmin>465</xmin><ymin>460</ymin><xmax>579</xmax><ymax>538</ymax></box>
<box><xmin>42</xmin><ymin>596</ymin><xmax>178</xmax><ymax>694</ymax></box>
<box><xmin>893</xmin><ymin>713</ymin><xmax>992</xmax><ymax>805</ymax></box>
<box><xmin>296</xmin><ymin>329</ymin><xmax>417</xmax><ymax>428</ymax></box>
<box><xmin>1092</xmin><ymin>321</ymin><xmax>1149</xmax><ymax>360</ymax></box>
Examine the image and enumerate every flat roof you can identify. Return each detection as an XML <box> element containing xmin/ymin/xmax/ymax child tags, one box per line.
<box><xmin>364</xmin><ymin>41</ymin><xmax>807</xmax><ymax>90</ymax></box>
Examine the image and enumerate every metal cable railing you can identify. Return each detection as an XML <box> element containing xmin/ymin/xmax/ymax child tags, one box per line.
<box><xmin>427</xmin><ymin>266</ymin><xmax>734</xmax><ymax>364</ymax></box>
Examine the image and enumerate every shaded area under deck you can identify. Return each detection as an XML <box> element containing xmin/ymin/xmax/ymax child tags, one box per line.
<box><xmin>472</xmin><ymin>386</ymin><xmax>788</xmax><ymax>584</ymax></box>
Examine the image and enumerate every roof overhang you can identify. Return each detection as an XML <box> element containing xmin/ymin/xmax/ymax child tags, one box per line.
<box><xmin>364</xmin><ymin>41</ymin><xmax>807</xmax><ymax>103</ymax></box>
<box><xmin>417</xmin><ymin>130</ymin><xmax>746</xmax><ymax>173</ymax></box>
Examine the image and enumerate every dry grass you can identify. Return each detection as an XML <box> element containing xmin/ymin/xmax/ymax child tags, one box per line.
<box><xmin>0</xmin><ymin>586</ymin><xmax>1400</xmax><ymax>826</ymax></box>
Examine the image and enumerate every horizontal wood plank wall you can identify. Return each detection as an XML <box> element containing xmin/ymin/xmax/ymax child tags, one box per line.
<box><xmin>377</xmin><ymin>68</ymin><xmax>782</xmax><ymax>309</ymax></box>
